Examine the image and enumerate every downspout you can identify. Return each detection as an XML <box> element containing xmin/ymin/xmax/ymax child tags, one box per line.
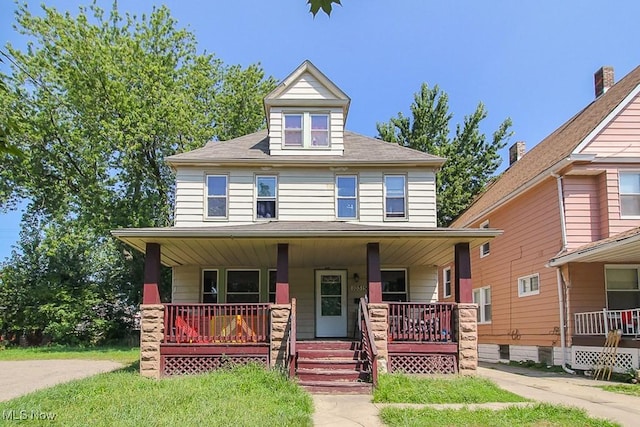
<box><xmin>552</xmin><ymin>173</ymin><xmax>575</xmax><ymax>374</ymax></box>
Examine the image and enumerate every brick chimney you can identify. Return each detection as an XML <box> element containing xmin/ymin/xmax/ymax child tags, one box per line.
<box><xmin>509</xmin><ymin>141</ymin><xmax>525</xmax><ymax>166</ymax></box>
<box><xmin>594</xmin><ymin>66</ymin><xmax>614</xmax><ymax>98</ymax></box>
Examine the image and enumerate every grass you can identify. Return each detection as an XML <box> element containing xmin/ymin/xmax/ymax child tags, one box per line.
<box><xmin>379</xmin><ymin>403</ymin><xmax>620</xmax><ymax>427</ymax></box>
<box><xmin>373</xmin><ymin>373</ymin><xmax>527</xmax><ymax>404</ymax></box>
<box><xmin>0</xmin><ymin>345</ymin><xmax>140</xmax><ymax>364</ymax></box>
<box><xmin>0</xmin><ymin>363</ymin><xmax>313</xmax><ymax>426</ymax></box>
<box><xmin>599</xmin><ymin>384</ymin><xmax>640</xmax><ymax>397</ymax></box>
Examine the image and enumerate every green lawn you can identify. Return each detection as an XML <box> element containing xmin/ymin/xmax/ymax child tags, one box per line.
<box><xmin>599</xmin><ymin>384</ymin><xmax>640</xmax><ymax>397</ymax></box>
<box><xmin>380</xmin><ymin>403</ymin><xmax>620</xmax><ymax>427</ymax></box>
<box><xmin>373</xmin><ymin>373</ymin><xmax>527</xmax><ymax>404</ymax></box>
<box><xmin>0</xmin><ymin>363</ymin><xmax>313</xmax><ymax>426</ymax></box>
<box><xmin>0</xmin><ymin>345</ymin><xmax>139</xmax><ymax>364</ymax></box>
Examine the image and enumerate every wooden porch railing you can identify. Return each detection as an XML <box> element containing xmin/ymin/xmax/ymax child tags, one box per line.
<box><xmin>574</xmin><ymin>308</ymin><xmax>640</xmax><ymax>337</ymax></box>
<box><xmin>387</xmin><ymin>302</ymin><xmax>455</xmax><ymax>343</ymax></box>
<box><xmin>288</xmin><ymin>298</ymin><xmax>297</xmax><ymax>378</ymax></box>
<box><xmin>359</xmin><ymin>297</ymin><xmax>378</xmax><ymax>387</ymax></box>
<box><xmin>164</xmin><ymin>303</ymin><xmax>270</xmax><ymax>344</ymax></box>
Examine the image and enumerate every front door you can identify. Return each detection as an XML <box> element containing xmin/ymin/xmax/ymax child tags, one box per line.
<box><xmin>315</xmin><ymin>270</ymin><xmax>347</xmax><ymax>337</ymax></box>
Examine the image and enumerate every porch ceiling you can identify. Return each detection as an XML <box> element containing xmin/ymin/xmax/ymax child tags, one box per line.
<box><xmin>112</xmin><ymin>223</ymin><xmax>500</xmax><ymax>268</ymax></box>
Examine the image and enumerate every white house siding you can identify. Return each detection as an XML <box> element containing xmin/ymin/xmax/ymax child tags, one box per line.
<box><xmin>172</xmin><ymin>265</ymin><xmax>200</xmax><ymax>303</ymax></box>
<box><xmin>563</xmin><ymin>175</ymin><xmax>602</xmax><ymax>250</ymax></box>
<box><xmin>174</xmin><ymin>167</ymin><xmax>438</xmax><ymax>227</ymax></box>
<box><xmin>408</xmin><ymin>265</ymin><xmax>438</xmax><ymax>302</ymax></box>
<box><xmin>278</xmin><ymin>72</ymin><xmax>336</xmax><ymax>100</ymax></box>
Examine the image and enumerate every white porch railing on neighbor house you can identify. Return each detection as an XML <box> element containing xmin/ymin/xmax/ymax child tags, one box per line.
<box><xmin>574</xmin><ymin>308</ymin><xmax>640</xmax><ymax>337</ymax></box>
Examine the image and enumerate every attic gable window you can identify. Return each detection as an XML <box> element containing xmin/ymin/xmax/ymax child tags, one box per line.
<box><xmin>283</xmin><ymin>112</ymin><xmax>330</xmax><ymax>148</ymax></box>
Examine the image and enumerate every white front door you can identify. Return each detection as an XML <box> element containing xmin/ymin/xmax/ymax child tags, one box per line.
<box><xmin>315</xmin><ymin>270</ymin><xmax>348</xmax><ymax>337</ymax></box>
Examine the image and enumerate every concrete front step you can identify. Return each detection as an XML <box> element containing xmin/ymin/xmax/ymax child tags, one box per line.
<box><xmin>296</xmin><ymin>368</ymin><xmax>370</xmax><ymax>382</ymax></box>
<box><xmin>298</xmin><ymin>380</ymin><xmax>373</xmax><ymax>394</ymax></box>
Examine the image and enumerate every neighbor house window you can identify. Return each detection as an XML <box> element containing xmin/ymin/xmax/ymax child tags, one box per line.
<box><xmin>605</xmin><ymin>266</ymin><xmax>640</xmax><ymax>310</ymax></box>
<box><xmin>202</xmin><ymin>270</ymin><xmax>218</xmax><ymax>303</ymax></box>
<box><xmin>283</xmin><ymin>112</ymin><xmax>330</xmax><ymax>148</ymax></box>
<box><xmin>226</xmin><ymin>270</ymin><xmax>260</xmax><ymax>303</ymax></box>
<box><xmin>206</xmin><ymin>175</ymin><xmax>228</xmax><ymax>219</ymax></box>
<box><xmin>480</xmin><ymin>220</ymin><xmax>490</xmax><ymax>257</ymax></box>
<box><xmin>268</xmin><ymin>269</ymin><xmax>277</xmax><ymax>304</ymax></box>
<box><xmin>443</xmin><ymin>267</ymin><xmax>452</xmax><ymax>298</ymax></box>
<box><xmin>384</xmin><ymin>175</ymin><xmax>406</xmax><ymax>219</ymax></box>
<box><xmin>256</xmin><ymin>176</ymin><xmax>277</xmax><ymax>219</ymax></box>
<box><xmin>336</xmin><ymin>175</ymin><xmax>358</xmax><ymax>219</ymax></box>
<box><xmin>473</xmin><ymin>286</ymin><xmax>492</xmax><ymax>323</ymax></box>
<box><xmin>518</xmin><ymin>273</ymin><xmax>540</xmax><ymax>297</ymax></box>
<box><xmin>619</xmin><ymin>172</ymin><xmax>640</xmax><ymax>217</ymax></box>
<box><xmin>382</xmin><ymin>269</ymin><xmax>407</xmax><ymax>302</ymax></box>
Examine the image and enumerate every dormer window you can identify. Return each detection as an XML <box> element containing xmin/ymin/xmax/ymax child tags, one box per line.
<box><xmin>283</xmin><ymin>112</ymin><xmax>330</xmax><ymax>148</ymax></box>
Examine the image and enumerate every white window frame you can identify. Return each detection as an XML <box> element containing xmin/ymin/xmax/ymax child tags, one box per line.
<box><xmin>283</xmin><ymin>112</ymin><xmax>330</xmax><ymax>148</ymax></box>
<box><xmin>618</xmin><ymin>171</ymin><xmax>640</xmax><ymax>218</ymax></box>
<box><xmin>205</xmin><ymin>174</ymin><xmax>228</xmax><ymax>220</ymax></box>
<box><xmin>255</xmin><ymin>175</ymin><xmax>278</xmax><ymax>220</ymax></box>
<box><xmin>480</xmin><ymin>220</ymin><xmax>490</xmax><ymax>257</ymax></box>
<box><xmin>473</xmin><ymin>286</ymin><xmax>492</xmax><ymax>324</ymax></box>
<box><xmin>442</xmin><ymin>267</ymin><xmax>452</xmax><ymax>298</ymax></box>
<box><xmin>381</xmin><ymin>268</ymin><xmax>408</xmax><ymax>302</ymax></box>
<box><xmin>518</xmin><ymin>273</ymin><xmax>540</xmax><ymax>297</ymax></box>
<box><xmin>605</xmin><ymin>264</ymin><xmax>640</xmax><ymax>310</ymax></box>
<box><xmin>283</xmin><ymin>114</ymin><xmax>303</xmax><ymax>147</ymax></box>
<box><xmin>202</xmin><ymin>269</ymin><xmax>219</xmax><ymax>303</ymax></box>
<box><xmin>335</xmin><ymin>175</ymin><xmax>358</xmax><ymax>219</ymax></box>
<box><xmin>383</xmin><ymin>174</ymin><xmax>407</xmax><ymax>220</ymax></box>
<box><xmin>226</xmin><ymin>269</ymin><xmax>261</xmax><ymax>303</ymax></box>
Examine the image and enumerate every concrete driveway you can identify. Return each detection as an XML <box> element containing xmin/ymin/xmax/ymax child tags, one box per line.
<box><xmin>0</xmin><ymin>359</ymin><xmax>123</xmax><ymax>402</ymax></box>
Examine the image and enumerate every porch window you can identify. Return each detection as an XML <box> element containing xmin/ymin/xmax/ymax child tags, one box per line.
<box><xmin>268</xmin><ymin>269</ymin><xmax>277</xmax><ymax>304</ymax></box>
<box><xmin>384</xmin><ymin>175</ymin><xmax>407</xmax><ymax>219</ymax></box>
<box><xmin>284</xmin><ymin>114</ymin><xmax>303</xmax><ymax>146</ymax></box>
<box><xmin>605</xmin><ymin>266</ymin><xmax>640</xmax><ymax>310</ymax></box>
<box><xmin>226</xmin><ymin>270</ymin><xmax>260</xmax><ymax>303</ymax></box>
<box><xmin>382</xmin><ymin>269</ymin><xmax>407</xmax><ymax>302</ymax></box>
<box><xmin>518</xmin><ymin>273</ymin><xmax>540</xmax><ymax>297</ymax></box>
<box><xmin>336</xmin><ymin>175</ymin><xmax>357</xmax><ymax>219</ymax></box>
<box><xmin>442</xmin><ymin>267</ymin><xmax>452</xmax><ymax>298</ymax></box>
<box><xmin>473</xmin><ymin>286</ymin><xmax>491</xmax><ymax>323</ymax></box>
<box><xmin>202</xmin><ymin>270</ymin><xmax>218</xmax><ymax>303</ymax></box>
<box><xmin>206</xmin><ymin>175</ymin><xmax>228</xmax><ymax>219</ymax></box>
<box><xmin>619</xmin><ymin>172</ymin><xmax>640</xmax><ymax>217</ymax></box>
<box><xmin>480</xmin><ymin>220</ymin><xmax>490</xmax><ymax>257</ymax></box>
<box><xmin>256</xmin><ymin>176</ymin><xmax>277</xmax><ymax>219</ymax></box>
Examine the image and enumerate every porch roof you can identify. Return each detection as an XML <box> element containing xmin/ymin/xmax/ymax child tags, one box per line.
<box><xmin>112</xmin><ymin>222</ymin><xmax>501</xmax><ymax>267</ymax></box>
<box><xmin>548</xmin><ymin>227</ymin><xmax>640</xmax><ymax>267</ymax></box>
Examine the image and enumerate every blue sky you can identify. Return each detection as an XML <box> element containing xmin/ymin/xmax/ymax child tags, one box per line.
<box><xmin>1</xmin><ymin>0</ymin><xmax>640</xmax><ymax>260</ymax></box>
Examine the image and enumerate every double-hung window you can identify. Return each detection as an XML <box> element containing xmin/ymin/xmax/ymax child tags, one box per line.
<box><xmin>256</xmin><ymin>176</ymin><xmax>277</xmax><ymax>219</ymax></box>
<box><xmin>518</xmin><ymin>273</ymin><xmax>540</xmax><ymax>297</ymax></box>
<box><xmin>284</xmin><ymin>114</ymin><xmax>303</xmax><ymax>147</ymax></box>
<box><xmin>605</xmin><ymin>266</ymin><xmax>640</xmax><ymax>310</ymax></box>
<box><xmin>202</xmin><ymin>270</ymin><xmax>218</xmax><ymax>303</ymax></box>
<box><xmin>619</xmin><ymin>172</ymin><xmax>640</xmax><ymax>217</ymax></box>
<box><xmin>381</xmin><ymin>269</ymin><xmax>407</xmax><ymax>302</ymax></box>
<box><xmin>384</xmin><ymin>175</ymin><xmax>407</xmax><ymax>219</ymax></box>
<box><xmin>311</xmin><ymin>115</ymin><xmax>329</xmax><ymax>146</ymax></box>
<box><xmin>473</xmin><ymin>286</ymin><xmax>492</xmax><ymax>323</ymax></box>
<box><xmin>336</xmin><ymin>175</ymin><xmax>357</xmax><ymax>219</ymax></box>
<box><xmin>442</xmin><ymin>267</ymin><xmax>452</xmax><ymax>298</ymax></box>
<box><xmin>283</xmin><ymin>112</ymin><xmax>330</xmax><ymax>148</ymax></box>
<box><xmin>206</xmin><ymin>175</ymin><xmax>228</xmax><ymax>219</ymax></box>
<box><xmin>480</xmin><ymin>220</ymin><xmax>490</xmax><ymax>257</ymax></box>
<box><xmin>226</xmin><ymin>270</ymin><xmax>260</xmax><ymax>303</ymax></box>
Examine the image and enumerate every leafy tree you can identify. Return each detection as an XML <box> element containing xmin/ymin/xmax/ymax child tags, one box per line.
<box><xmin>377</xmin><ymin>83</ymin><xmax>512</xmax><ymax>226</ymax></box>
<box><xmin>0</xmin><ymin>2</ymin><xmax>275</xmax><ymax>344</ymax></box>
<box><xmin>307</xmin><ymin>0</ymin><xmax>341</xmax><ymax>16</ymax></box>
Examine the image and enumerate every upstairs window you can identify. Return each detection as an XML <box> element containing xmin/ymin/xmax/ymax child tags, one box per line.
<box><xmin>381</xmin><ymin>269</ymin><xmax>407</xmax><ymax>302</ymax></box>
<box><xmin>619</xmin><ymin>172</ymin><xmax>640</xmax><ymax>217</ymax></box>
<box><xmin>202</xmin><ymin>270</ymin><xmax>218</xmax><ymax>303</ymax></box>
<box><xmin>480</xmin><ymin>220</ymin><xmax>490</xmax><ymax>257</ymax></box>
<box><xmin>518</xmin><ymin>273</ymin><xmax>540</xmax><ymax>297</ymax></box>
<box><xmin>283</xmin><ymin>112</ymin><xmax>330</xmax><ymax>148</ymax></box>
<box><xmin>336</xmin><ymin>175</ymin><xmax>358</xmax><ymax>219</ymax></box>
<box><xmin>206</xmin><ymin>175</ymin><xmax>228</xmax><ymax>219</ymax></box>
<box><xmin>384</xmin><ymin>175</ymin><xmax>407</xmax><ymax>219</ymax></box>
<box><xmin>256</xmin><ymin>176</ymin><xmax>277</xmax><ymax>219</ymax></box>
<box><xmin>226</xmin><ymin>270</ymin><xmax>260</xmax><ymax>303</ymax></box>
<box><xmin>443</xmin><ymin>267</ymin><xmax>452</xmax><ymax>298</ymax></box>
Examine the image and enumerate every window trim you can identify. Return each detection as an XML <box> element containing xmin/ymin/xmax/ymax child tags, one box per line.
<box><xmin>381</xmin><ymin>268</ymin><xmax>408</xmax><ymax>302</ymax></box>
<box><xmin>201</xmin><ymin>269</ymin><xmax>219</xmax><ymax>303</ymax></box>
<box><xmin>255</xmin><ymin>175</ymin><xmax>278</xmax><ymax>220</ymax></box>
<box><xmin>204</xmin><ymin>174</ymin><xmax>229</xmax><ymax>220</ymax></box>
<box><xmin>335</xmin><ymin>174</ymin><xmax>358</xmax><ymax>220</ymax></box>
<box><xmin>383</xmin><ymin>174</ymin><xmax>408</xmax><ymax>221</ymax></box>
<box><xmin>283</xmin><ymin>113</ymin><xmax>303</xmax><ymax>147</ymax></box>
<box><xmin>442</xmin><ymin>267</ymin><xmax>452</xmax><ymax>298</ymax></box>
<box><xmin>473</xmin><ymin>286</ymin><xmax>492</xmax><ymax>324</ymax></box>
<box><xmin>480</xmin><ymin>220</ymin><xmax>490</xmax><ymax>257</ymax></box>
<box><xmin>518</xmin><ymin>273</ymin><xmax>540</xmax><ymax>297</ymax></box>
<box><xmin>226</xmin><ymin>269</ymin><xmax>261</xmax><ymax>303</ymax></box>
<box><xmin>618</xmin><ymin>171</ymin><xmax>640</xmax><ymax>218</ymax></box>
<box><xmin>282</xmin><ymin>111</ymin><xmax>331</xmax><ymax>149</ymax></box>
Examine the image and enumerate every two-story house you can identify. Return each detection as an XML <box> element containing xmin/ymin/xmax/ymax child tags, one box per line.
<box><xmin>444</xmin><ymin>65</ymin><xmax>640</xmax><ymax>374</ymax></box>
<box><xmin>113</xmin><ymin>61</ymin><xmax>498</xmax><ymax>391</ymax></box>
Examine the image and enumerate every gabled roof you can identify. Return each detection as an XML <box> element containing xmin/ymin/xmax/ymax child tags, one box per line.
<box><xmin>452</xmin><ymin>65</ymin><xmax>640</xmax><ymax>227</ymax></box>
<box><xmin>166</xmin><ymin>130</ymin><xmax>445</xmax><ymax>166</ymax></box>
<box><xmin>548</xmin><ymin>226</ymin><xmax>640</xmax><ymax>266</ymax></box>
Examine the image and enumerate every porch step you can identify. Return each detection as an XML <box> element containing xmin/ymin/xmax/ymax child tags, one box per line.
<box><xmin>297</xmin><ymin>358</ymin><xmax>364</xmax><ymax>370</ymax></box>
<box><xmin>297</xmin><ymin>380</ymin><xmax>372</xmax><ymax>394</ymax></box>
<box><xmin>297</xmin><ymin>340</ymin><xmax>359</xmax><ymax>350</ymax></box>
<box><xmin>297</xmin><ymin>349</ymin><xmax>359</xmax><ymax>359</ymax></box>
<box><xmin>296</xmin><ymin>368</ymin><xmax>369</xmax><ymax>382</ymax></box>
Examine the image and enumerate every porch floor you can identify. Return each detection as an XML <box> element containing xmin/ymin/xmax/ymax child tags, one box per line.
<box><xmin>572</xmin><ymin>335</ymin><xmax>640</xmax><ymax>348</ymax></box>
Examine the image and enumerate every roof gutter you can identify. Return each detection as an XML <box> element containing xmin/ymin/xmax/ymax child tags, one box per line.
<box><xmin>166</xmin><ymin>158</ymin><xmax>446</xmax><ymax>168</ymax></box>
<box><xmin>548</xmin><ymin>231</ymin><xmax>640</xmax><ymax>267</ymax></box>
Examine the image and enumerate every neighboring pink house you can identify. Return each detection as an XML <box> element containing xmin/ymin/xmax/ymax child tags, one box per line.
<box><xmin>443</xmin><ymin>66</ymin><xmax>640</xmax><ymax>372</ymax></box>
